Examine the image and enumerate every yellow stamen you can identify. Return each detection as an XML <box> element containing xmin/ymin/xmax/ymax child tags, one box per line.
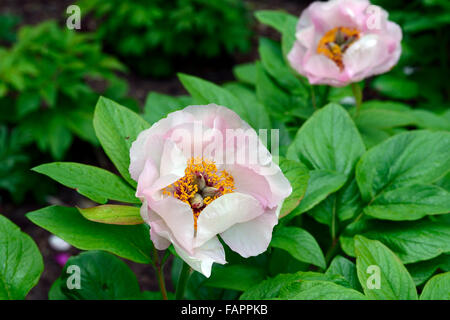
<box><xmin>317</xmin><ymin>27</ymin><xmax>360</xmax><ymax>70</ymax></box>
<box><xmin>162</xmin><ymin>157</ymin><xmax>235</xmax><ymax>231</ymax></box>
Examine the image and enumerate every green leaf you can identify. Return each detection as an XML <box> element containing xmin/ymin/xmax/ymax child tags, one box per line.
<box><xmin>355</xmin><ymin>101</ymin><xmax>416</xmax><ymax>130</ymax></box>
<box><xmin>407</xmin><ymin>254</ymin><xmax>450</xmax><ymax>286</ymax></box>
<box><xmin>178</xmin><ymin>73</ymin><xmax>248</xmax><ymax>122</ymax></box>
<box><xmin>341</xmin><ymin>220</ymin><xmax>450</xmax><ymax>264</ymax></box>
<box><xmin>271</xmin><ymin>227</ymin><xmax>326</xmax><ymax>269</ymax></box>
<box><xmin>0</xmin><ymin>214</ymin><xmax>43</xmax><ymax>300</ymax></box>
<box><xmin>364</xmin><ymin>184</ymin><xmax>450</xmax><ymax>221</ymax></box>
<box><xmin>412</xmin><ymin>109</ymin><xmax>450</xmax><ymax>131</ymax></box>
<box><xmin>204</xmin><ymin>264</ymin><xmax>266</xmax><ymax>291</ymax></box>
<box><xmin>240</xmin><ymin>271</ymin><xmax>350</xmax><ymax>300</ymax></box>
<box><xmin>33</xmin><ymin>162</ymin><xmax>139</xmax><ymax>204</ymax></box>
<box><xmin>309</xmin><ymin>178</ymin><xmax>363</xmax><ymax>226</ymax></box>
<box><xmin>233</xmin><ymin>63</ymin><xmax>257</xmax><ymax>86</ymax></box>
<box><xmin>55</xmin><ymin>251</ymin><xmax>142</xmax><ymax>300</ymax></box>
<box><xmin>255</xmin><ymin>62</ymin><xmax>291</xmax><ymax>117</ymax></box>
<box><xmin>288</xmin><ymin>103</ymin><xmax>365</xmax><ymax>178</ymax></box>
<box><xmin>372</xmin><ymin>75</ymin><xmax>419</xmax><ymax>100</ymax></box>
<box><xmin>258</xmin><ymin>37</ymin><xmax>303</xmax><ymax>92</ymax></box>
<box><xmin>278</xmin><ymin>158</ymin><xmax>309</xmax><ymax>218</ymax></box>
<box><xmin>355</xmin><ymin>236</ymin><xmax>418</xmax><ymax>300</ymax></box>
<box><xmin>278</xmin><ymin>281</ymin><xmax>367</xmax><ymax>300</ymax></box>
<box><xmin>27</xmin><ymin>206</ymin><xmax>153</xmax><ymax>264</ymax></box>
<box><xmin>356</xmin><ymin>130</ymin><xmax>450</xmax><ymax>202</ymax></box>
<box><xmin>290</xmin><ymin>169</ymin><xmax>347</xmax><ymax>216</ymax></box>
<box><xmin>326</xmin><ymin>255</ymin><xmax>362</xmax><ymax>291</ymax></box>
<box><xmin>224</xmin><ymin>82</ymin><xmax>271</xmax><ymax>130</ymax></box>
<box><xmin>16</xmin><ymin>91</ymin><xmax>40</xmax><ymax>118</ymax></box>
<box><xmin>143</xmin><ymin>92</ymin><xmax>190</xmax><ymax>124</ymax></box>
<box><xmin>420</xmin><ymin>272</ymin><xmax>450</xmax><ymax>300</ymax></box>
<box><xmin>78</xmin><ymin>205</ymin><xmax>143</xmax><ymax>225</ymax></box>
<box><xmin>93</xmin><ymin>96</ymin><xmax>149</xmax><ymax>187</ymax></box>
<box><xmin>254</xmin><ymin>10</ymin><xmax>297</xmax><ymax>33</ymax></box>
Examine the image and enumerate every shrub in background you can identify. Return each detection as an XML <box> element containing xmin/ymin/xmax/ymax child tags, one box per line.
<box><xmin>78</xmin><ymin>0</ymin><xmax>253</xmax><ymax>76</ymax></box>
<box><xmin>0</xmin><ymin>13</ymin><xmax>20</xmax><ymax>44</ymax></box>
<box><xmin>0</xmin><ymin>21</ymin><xmax>136</xmax><ymax>202</ymax></box>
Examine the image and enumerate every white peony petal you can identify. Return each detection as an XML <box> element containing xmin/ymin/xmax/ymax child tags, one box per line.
<box><xmin>220</xmin><ymin>208</ymin><xmax>279</xmax><ymax>258</ymax></box>
<box><xmin>195</xmin><ymin>193</ymin><xmax>263</xmax><ymax>248</ymax></box>
<box><xmin>174</xmin><ymin>236</ymin><xmax>226</xmax><ymax>278</ymax></box>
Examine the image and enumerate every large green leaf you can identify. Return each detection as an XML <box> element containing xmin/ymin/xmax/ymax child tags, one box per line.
<box><xmin>278</xmin><ymin>158</ymin><xmax>309</xmax><ymax>218</ymax></box>
<box><xmin>240</xmin><ymin>271</ymin><xmax>350</xmax><ymax>300</ymax></box>
<box><xmin>255</xmin><ymin>63</ymin><xmax>292</xmax><ymax>117</ymax></box>
<box><xmin>53</xmin><ymin>251</ymin><xmax>142</xmax><ymax>300</ymax></box>
<box><xmin>309</xmin><ymin>178</ymin><xmax>363</xmax><ymax>226</ymax></box>
<box><xmin>143</xmin><ymin>92</ymin><xmax>191</xmax><ymax>125</ymax></box>
<box><xmin>278</xmin><ymin>281</ymin><xmax>367</xmax><ymax>300</ymax></box>
<box><xmin>33</xmin><ymin>162</ymin><xmax>140</xmax><ymax>204</ymax></box>
<box><xmin>341</xmin><ymin>220</ymin><xmax>450</xmax><ymax>264</ymax></box>
<box><xmin>371</xmin><ymin>75</ymin><xmax>419</xmax><ymax>100</ymax></box>
<box><xmin>223</xmin><ymin>82</ymin><xmax>271</xmax><ymax>130</ymax></box>
<box><xmin>407</xmin><ymin>254</ymin><xmax>450</xmax><ymax>286</ymax></box>
<box><xmin>254</xmin><ymin>10</ymin><xmax>297</xmax><ymax>34</ymax></box>
<box><xmin>289</xmin><ymin>169</ymin><xmax>347</xmax><ymax>217</ymax></box>
<box><xmin>420</xmin><ymin>272</ymin><xmax>450</xmax><ymax>300</ymax></box>
<box><xmin>364</xmin><ymin>184</ymin><xmax>450</xmax><ymax>221</ymax></box>
<box><xmin>27</xmin><ymin>206</ymin><xmax>153</xmax><ymax>264</ymax></box>
<box><xmin>93</xmin><ymin>96</ymin><xmax>149</xmax><ymax>187</ymax></box>
<box><xmin>258</xmin><ymin>37</ymin><xmax>305</xmax><ymax>94</ymax></box>
<box><xmin>326</xmin><ymin>255</ymin><xmax>362</xmax><ymax>291</ymax></box>
<box><xmin>178</xmin><ymin>73</ymin><xmax>248</xmax><ymax>122</ymax></box>
<box><xmin>0</xmin><ymin>215</ymin><xmax>43</xmax><ymax>300</ymax></box>
<box><xmin>288</xmin><ymin>103</ymin><xmax>365</xmax><ymax>178</ymax></box>
<box><xmin>356</xmin><ymin>130</ymin><xmax>450</xmax><ymax>202</ymax></box>
<box><xmin>355</xmin><ymin>100</ymin><xmax>415</xmax><ymax>129</ymax></box>
<box><xmin>78</xmin><ymin>205</ymin><xmax>143</xmax><ymax>225</ymax></box>
<box><xmin>271</xmin><ymin>227</ymin><xmax>326</xmax><ymax>269</ymax></box>
<box><xmin>204</xmin><ymin>264</ymin><xmax>266</xmax><ymax>292</ymax></box>
<box><xmin>355</xmin><ymin>236</ymin><xmax>418</xmax><ymax>300</ymax></box>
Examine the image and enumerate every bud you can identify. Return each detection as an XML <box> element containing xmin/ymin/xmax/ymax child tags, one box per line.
<box><xmin>202</xmin><ymin>187</ymin><xmax>219</xmax><ymax>198</ymax></box>
<box><xmin>189</xmin><ymin>193</ymin><xmax>204</xmax><ymax>209</ymax></box>
<box><xmin>194</xmin><ymin>174</ymin><xmax>206</xmax><ymax>190</ymax></box>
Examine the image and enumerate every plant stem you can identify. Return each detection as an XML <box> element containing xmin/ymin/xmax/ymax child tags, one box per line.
<box><xmin>310</xmin><ymin>86</ymin><xmax>317</xmax><ymax>110</ymax></box>
<box><xmin>153</xmin><ymin>247</ymin><xmax>168</xmax><ymax>300</ymax></box>
<box><xmin>351</xmin><ymin>82</ymin><xmax>362</xmax><ymax>117</ymax></box>
<box><xmin>175</xmin><ymin>262</ymin><xmax>192</xmax><ymax>300</ymax></box>
<box><xmin>325</xmin><ymin>237</ymin><xmax>340</xmax><ymax>265</ymax></box>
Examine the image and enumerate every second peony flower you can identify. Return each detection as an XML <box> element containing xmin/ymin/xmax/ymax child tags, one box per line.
<box><xmin>129</xmin><ymin>104</ymin><xmax>292</xmax><ymax>277</ymax></box>
<box><xmin>287</xmin><ymin>0</ymin><xmax>402</xmax><ymax>87</ymax></box>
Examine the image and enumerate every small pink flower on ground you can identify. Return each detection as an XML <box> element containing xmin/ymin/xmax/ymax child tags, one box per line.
<box><xmin>287</xmin><ymin>0</ymin><xmax>402</xmax><ymax>87</ymax></box>
<box><xmin>55</xmin><ymin>253</ymin><xmax>71</xmax><ymax>267</ymax></box>
<box><xmin>129</xmin><ymin>104</ymin><xmax>292</xmax><ymax>277</ymax></box>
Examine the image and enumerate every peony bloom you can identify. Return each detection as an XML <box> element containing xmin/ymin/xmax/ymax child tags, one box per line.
<box><xmin>129</xmin><ymin>104</ymin><xmax>292</xmax><ymax>277</ymax></box>
<box><xmin>287</xmin><ymin>0</ymin><xmax>402</xmax><ymax>87</ymax></box>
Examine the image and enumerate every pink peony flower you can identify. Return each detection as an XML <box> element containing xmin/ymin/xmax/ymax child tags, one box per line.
<box><xmin>287</xmin><ymin>0</ymin><xmax>402</xmax><ymax>87</ymax></box>
<box><xmin>129</xmin><ymin>104</ymin><xmax>292</xmax><ymax>277</ymax></box>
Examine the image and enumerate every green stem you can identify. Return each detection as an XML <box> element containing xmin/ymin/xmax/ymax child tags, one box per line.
<box><xmin>325</xmin><ymin>237</ymin><xmax>340</xmax><ymax>265</ymax></box>
<box><xmin>153</xmin><ymin>247</ymin><xmax>168</xmax><ymax>300</ymax></box>
<box><xmin>351</xmin><ymin>82</ymin><xmax>362</xmax><ymax>117</ymax></box>
<box><xmin>175</xmin><ymin>262</ymin><xmax>192</xmax><ymax>300</ymax></box>
<box><xmin>310</xmin><ymin>86</ymin><xmax>317</xmax><ymax>110</ymax></box>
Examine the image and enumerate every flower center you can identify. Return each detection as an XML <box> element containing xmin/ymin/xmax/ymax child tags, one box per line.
<box><xmin>162</xmin><ymin>157</ymin><xmax>235</xmax><ymax>229</ymax></box>
<box><xmin>317</xmin><ymin>27</ymin><xmax>360</xmax><ymax>70</ymax></box>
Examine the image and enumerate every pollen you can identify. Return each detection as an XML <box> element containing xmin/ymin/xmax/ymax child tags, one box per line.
<box><xmin>162</xmin><ymin>158</ymin><xmax>235</xmax><ymax>230</ymax></box>
<box><xmin>317</xmin><ymin>27</ymin><xmax>360</xmax><ymax>70</ymax></box>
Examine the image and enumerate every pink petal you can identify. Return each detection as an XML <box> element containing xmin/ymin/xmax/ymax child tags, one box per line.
<box><xmin>195</xmin><ymin>193</ymin><xmax>264</xmax><ymax>248</ymax></box>
<box><xmin>174</xmin><ymin>237</ymin><xmax>226</xmax><ymax>278</ymax></box>
<box><xmin>220</xmin><ymin>208</ymin><xmax>279</xmax><ymax>258</ymax></box>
